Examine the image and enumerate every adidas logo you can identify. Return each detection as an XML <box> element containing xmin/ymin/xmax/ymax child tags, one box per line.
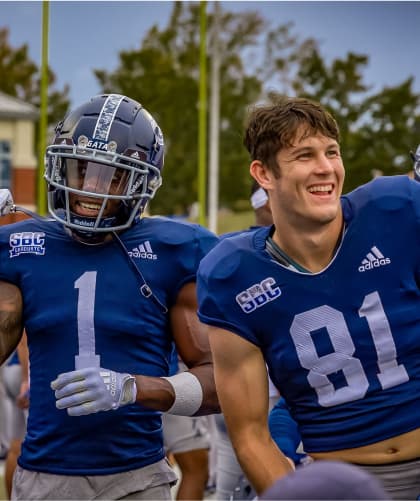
<box><xmin>100</xmin><ymin>370</ymin><xmax>117</xmax><ymax>397</ymax></box>
<box><xmin>358</xmin><ymin>246</ymin><xmax>391</xmax><ymax>272</ymax></box>
<box><xmin>128</xmin><ymin>240</ymin><xmax>157</xmax><ymax>260</ymax></box>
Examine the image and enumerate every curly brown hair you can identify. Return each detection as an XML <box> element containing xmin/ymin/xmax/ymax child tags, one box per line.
<box><xmin>244</xmin><ymin>96</ymin><xmax>340</xmax><ymax>177</ymax></box>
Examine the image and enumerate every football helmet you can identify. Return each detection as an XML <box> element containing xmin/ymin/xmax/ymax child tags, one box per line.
<box><xmin>412</xmin><ymin>144</ymin><xmax>420</xmax><ymax>181</ymax></box>
<box><xmin>45</xmin><ymin>94</ymin><xmax>164</xmax><ymax>241</ymax></box>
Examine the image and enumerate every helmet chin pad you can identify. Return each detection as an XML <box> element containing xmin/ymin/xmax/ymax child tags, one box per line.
<box><xmin>63</xmin><ymin>209</ymin><xmax>124</xmax><ymax>245</ymax></box>
<box><xmin>68</xmin><ymin>228</ymin><xmax>112</xmax><ymax>246</ymax></box>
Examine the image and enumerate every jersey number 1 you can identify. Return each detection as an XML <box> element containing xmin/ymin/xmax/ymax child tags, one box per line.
<box><xmin>74</xmin><ymin>271</ymin><xmax>101</xmax><ymax>369</ymax></box>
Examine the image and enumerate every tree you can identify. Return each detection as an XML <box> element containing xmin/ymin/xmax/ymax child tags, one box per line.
<box><xmin>268</xmin><ymin>45</ymin><xmax>420</xmax><ymax>191</ymax></box>
<box><xmin>94</xmin><ymin>2</ymin><xmax>265</xmax><ymax>214</ymax></box>
<box><xmin>0</xmin><ymin>27</ymin><xmax>70</xmax><ymax>130</ymax></box>
<box><xmin>94</xmin><ymin>3</ymin><xmax>420</xmax><ymax>213</ymax></box>
<box><xmin>347</xmin><ymin>78</ymin><xmax>420</xmax><ymax>189</ymax></box>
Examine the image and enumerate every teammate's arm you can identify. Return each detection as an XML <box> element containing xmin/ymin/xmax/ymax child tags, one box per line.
<box><xmin>0</xmin><ymin>280</ymin><xmax>23</xmax><ymax>365</ymax></box>
<box><xmin>208</xmin><ymin>325</ymin><xmax>293</xmax><ymax>495</ymax></box>
<box><xmin>269</xmin><ymin>397</ymin><xmax>307</xmax><ymax>466</ymax></box>
<box><xmin>16</xmin><ymin>330</ymin><xmax>30</xmax><ymax>409</ymax></box>
<box><xmin>52</xmin><ymin>281</ymin><xmax>220</xmax><ymax>416</ymax></box>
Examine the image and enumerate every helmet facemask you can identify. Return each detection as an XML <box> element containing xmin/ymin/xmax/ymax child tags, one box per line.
<box><xmin>45</xmin><ymin>142</ymin><xmax>162</xmax><ymax>242</ymax></box>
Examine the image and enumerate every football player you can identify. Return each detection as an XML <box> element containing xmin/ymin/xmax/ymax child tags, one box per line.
<box><xmin>197</xmin><ymin>96</ymin><xmax>420</xmax><ymax>500</ymax></box>
<box><xmin>0</xmin><ymin>94</ymin><xmax>219</xmax><ymax>500</ymax></box>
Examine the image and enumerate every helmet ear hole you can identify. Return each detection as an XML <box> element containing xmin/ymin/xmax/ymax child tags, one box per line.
<box><xmin>44</xmin><ymin>94</ymin><xmax>164</xmax><ymax>239</ymax></box>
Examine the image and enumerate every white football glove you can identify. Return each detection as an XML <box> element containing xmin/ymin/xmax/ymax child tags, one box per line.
<box><xmin>51</xmin><ymin>367</ymin><xmax>137</xmax><ymax>416</ymax></box>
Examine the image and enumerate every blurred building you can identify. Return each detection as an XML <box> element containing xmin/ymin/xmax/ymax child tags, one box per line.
<box><xmin>0</xmin><ymin>91</ymin><xmax>38</xmax><ymax>224</ymax></box>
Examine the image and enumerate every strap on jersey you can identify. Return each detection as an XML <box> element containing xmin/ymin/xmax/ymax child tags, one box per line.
<box><xmin>112</xmin><ymin>231</ymin><xmax>168</xmax><ymax>313</ymax></box>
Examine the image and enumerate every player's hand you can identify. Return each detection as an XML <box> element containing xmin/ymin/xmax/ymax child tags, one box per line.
<box><xmin>50</xmin><ymin>367</ymin><xmax>137</xmax><ymax>416</ymax></box>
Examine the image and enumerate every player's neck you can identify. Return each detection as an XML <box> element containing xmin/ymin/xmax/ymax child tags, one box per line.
<box><xmin>270</xmin><ymin>213</ymin><xmax>344</xmax><ymax>273</ymax></box>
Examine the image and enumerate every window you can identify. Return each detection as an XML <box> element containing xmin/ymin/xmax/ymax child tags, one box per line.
<box><xmin>0</xmin><ymin>141</ymin><xmax>11</xmax><ymax>189</ymax></box>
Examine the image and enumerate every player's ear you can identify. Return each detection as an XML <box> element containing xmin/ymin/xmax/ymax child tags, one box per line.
<box><xmin>250</xmin><ymin>160</ymin><xmax>274</xmax><ymax>191</ymax></box>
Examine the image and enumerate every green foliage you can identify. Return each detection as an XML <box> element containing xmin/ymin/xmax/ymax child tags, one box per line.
<box><xmin>5</xmin><ymin>3</ymin><xmax>419</xmax><ymax>216</ymax></box>
<box><xmin>0</xmin><ymin>27</ymin><xmax>70</xmax><ymax>137</ymax></box>
<box><xmin>346</xmin><ymin>79</ymin><xmax>420</xmax><ymax>190</ymax></box>
<box><xmin>0</xmin><ymin>28</ymin><xmax>38</xmax><ymax>98</ymax></box>
<box><xmin>92</xmin><ymin>2</ymin><xmax>419</xmax><ymax>214</ymax></box>
<box><xmin>94</xmin><ymin>2</ymin><xmax>263</xmax><ymax>215</ymax></box>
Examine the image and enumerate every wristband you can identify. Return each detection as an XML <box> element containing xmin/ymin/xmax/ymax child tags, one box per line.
<box><xmin>162</xmin><ymin>371</ymin><xmax>203</xmax><ymax>416</ymax></box>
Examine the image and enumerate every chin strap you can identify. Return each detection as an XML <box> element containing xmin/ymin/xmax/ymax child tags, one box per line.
<box><xmin>112</xmin><ymin>231</ymin><xmax>168</xmax><ymax>314</ymax></box>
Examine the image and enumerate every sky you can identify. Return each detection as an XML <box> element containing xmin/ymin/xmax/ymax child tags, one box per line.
<box><xmin>1</xmin><ymin>1</ymin><xmax>420</xmax><ymax>108</ymax></box>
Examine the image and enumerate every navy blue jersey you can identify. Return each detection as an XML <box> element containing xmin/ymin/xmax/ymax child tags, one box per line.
<box><xmin>220</xmin><ymin>225</ymin><xmax>262</xmax><ymax>240</ymax></box>
<box><xmin>0</xmin><ymin>216</ymin><xmax>217</xmax><ymax>474</ymax></box>
<box><xmin>168</xmin><ymin>344</ymin><xmax>179</xmax><ymax>376</ymax></box>
<box><xmin>197</xmin><ymin>176</ymin><xmax>420</xmax><ymax>452</ymax></box>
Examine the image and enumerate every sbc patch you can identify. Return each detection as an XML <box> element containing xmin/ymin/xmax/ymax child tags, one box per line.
<box><xmin>236</xmin><ymin>277</ymin><xmax>281</xmax><ymax>314</ymax></box>
<box><xmin>9</xmin><ymin>232</ymin><xmax>46</xmax><ymax>258</ymax></box>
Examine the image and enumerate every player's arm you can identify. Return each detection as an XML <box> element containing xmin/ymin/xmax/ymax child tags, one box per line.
<box><xmin>0</xmin><ymin>280</ymin><xmax>23</xmax><ymax>365</ymax></box>
<box><xmin>51</xmin><ymin>282</ymin><xmax>220</xmax><ymax>416</ymax></box>
<box><xmin>125</xmin><ymin>281</ymin><xmax>219</xmax><ymax>416</ymax></box>
<box><xmin>208</xmin><ymin>325</ymin><xmax>293</xmax><ymax>495</ymax></box>
<box><xmin>168</xmin><ymin>281</ymin><xmax>219</xmax><ymax>415</ymax></box>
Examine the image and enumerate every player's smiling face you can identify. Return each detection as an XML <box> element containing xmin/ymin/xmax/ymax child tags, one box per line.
<box><xmin>274</xmin><ymin>131</ymin><xmax>345</xmax><ymax>227</ymax></box>
<box><xmin>66</xmin><ymin>159</ymin><xmax>127</xmax><ymax>218</ymax></box>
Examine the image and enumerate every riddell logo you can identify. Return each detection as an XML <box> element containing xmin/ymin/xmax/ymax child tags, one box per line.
<box><xmin>358</xmin><ymin>246</ymin><xmax>391</xmax><ymax>272</ymax></box>
<box><xmin>128</xmin><ymin>240</ymin><xmax>157</xmax><ymax>260</ymax></box>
